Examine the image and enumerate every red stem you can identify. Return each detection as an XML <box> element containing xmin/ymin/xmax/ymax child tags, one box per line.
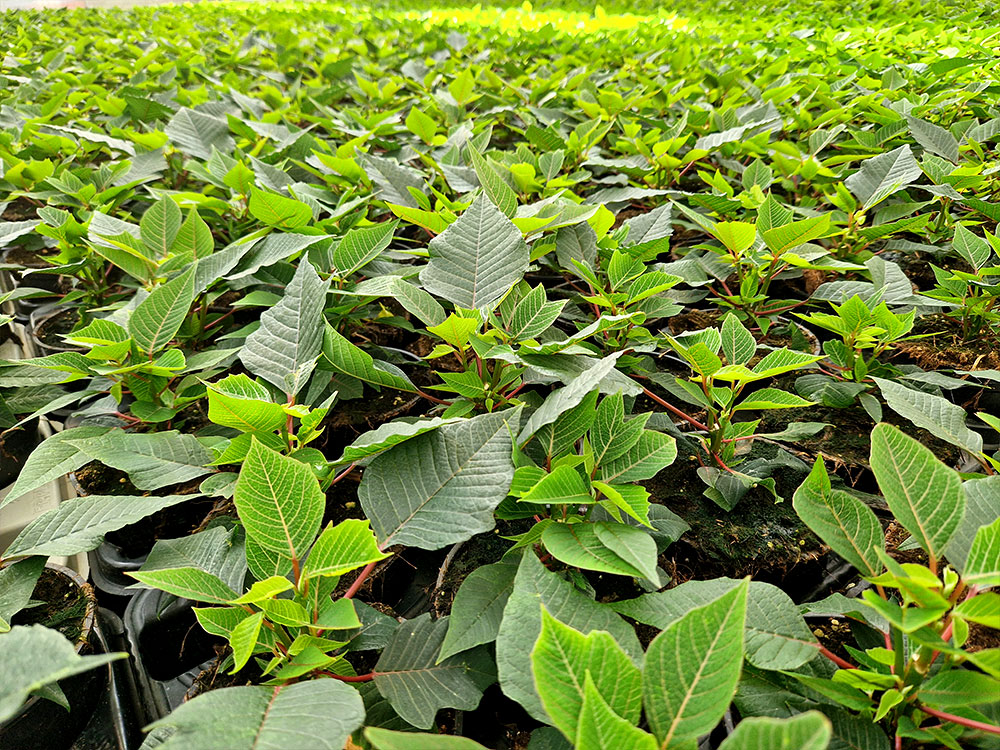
<box><xmin>639</xmin><ymin>385</ymin><xmax>709</xmax><ymax>432</ymax></box>
<box><xmin>920</xmin><ymin>706</ymin><xmax>1000</xmax><ymax>736</ymax></box>
<box><xmin>318</xmin><ymin>670</ymin><xmax>376</xmax><ymax>683</ymax></box>
<box><xmin>417</xmin><ymin>389</ymin><xmax>451</xmax><ymax>406</ymax></box>
<box><xmin>343</xmin><ymin>559</ymin><xmax>379</xmax><ymax>600</ymax></box>
<box><xmin>329</xmin><ymin>462</ymin><xmax>357</xmax><ymax>486</ymax></box>
<box><xmin>819</xmin><ymin>645</ymin><xmax>856</xmax><ymax>670</ymax></box>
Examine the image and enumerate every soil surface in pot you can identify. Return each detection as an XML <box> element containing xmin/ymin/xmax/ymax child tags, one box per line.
<box><xmin>34</xmin><ymin>308</ymin><xmax>82</xmax><ymax>349</ymax></box>
<box><xmin>12</xmin><ymin>568</ymin><xmax>91</xmax><ymax>643</ymax></box>
<box><xmin>894</xmin><ymin>314</ymin><xmax>1000</xmax><ymax>370</ymax></box>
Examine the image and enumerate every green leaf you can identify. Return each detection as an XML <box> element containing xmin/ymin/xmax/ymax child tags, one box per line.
<box><xmin>845</xmin><ymin>145</ymin><xmax>923</xmax><ymax>210</ymax></box>
<box><xmin>0</xmin><ymin>426</ymin><xmax>112</xmax><ymax>508</ymax></box>
<box><xmin>510</xmin><ymin>285</ymin><xmax>567</xmax><ymax>341</ymax></box>
<box><xmin>333</xmin><ymin>220</ymin><xmax>397</xmax><ymax>277</ymax></box>
<box><xmin>963</xmin><ymin>517</ymin><xmax>1000</xmax><ymax>588</ymax></box>
<box><xmin>644</xmin><ymin>579</ymin><xmax>749</xmax><ymax>747</ymax></box>
<box><xmin>140</xmin><ymin>198</ymin><xmax>182</xmax><ymax>257</ymax></box>
<box><xmin>148</xmin><ymin>681</ymin><xmax>364</xmax><ymax>750</ymax></box>
<box><xmin>761</xmin><ymin>214</ymin><xmax>831</xmax><ymax>255</ymax></box>
<box><xmin>4</xmin><ymin>494</ymin><xmax>190</xmax><ymax>557</ymax></box>
<box><xmin>613</xmin><ymin>579</ymin><xmax>818</xmax><ymax>671</ymax></box>
<box><xmin>240</xmin><ymin>258</ymin><xmax>329</xmax><ymax>397</ymax></box>
<box><xmin>518</xmin><ymin>354</ymin><xmax>622</xmax><ymax>444</ymax></box>
<box><xmin>439</xmin><ymin>557</ymin><xmax>519</xmax><ymax>662</ymax></box>
<box><xmin>712</xmin><ymin>221</ymin><xmax>757</xmax><ymax>254</ymax></box>
<box><xmin>873</xmin><ymin>378</ymin><xmax>983</xmax><ymax>456</ymax></box>
<box><xmin>170</xmin><ymin>208</ymin><xmax>214</xmax><ymax>261</ymax></box>
<box><xmin>518</xmin><ymin>466</ymin><xmax>593</xmax><ymax>505</ymax></box>
<box><xmin>496</xmin><ymin>552</ymin><xmax>641</xmax><ymax>723</ymax></box>
<box><xmin>575</xmin><ymin>674</ymin><xmax>657</xmax><ymax>750</ymax></box>
<box><xmin>206</xmin><ymin>374</ymin><xmax>287</xmax><ymax>433</ymax></box>
<box><xmin>164</xmin><ymin>107</ymin><xmax>234</xmax><ymax>160</ymax></box>
<box><xmin>468</xmin><ymin>147</ymin><xmax>518</xmax><ymax>218</ymax></box>
<box><xmin>735</xmin><ymin>388</ymin><xmax>813</xmax><ymax>411</ymax></box>
<box><xmin>0</xmin><ymin>626</ymin><xmax>127</xmax><ymax>724</ymax></box>
<box><xmin>405</xmin><ymin>106</ymin><xmax>438</xmax><ymax>145</ymax></box>
<box><xmin>228</xmin><ymin>611</ymin><xmax>264</xmax><ymax>673</ymax></box>
<box><xmin>596</xmin><ymin>429</ymin><xmax>677</xmax><ymax>483</ymax></box>
<box><xmin>0</xmin><ymin>558</ymin><xmax>44</xmax><ymax>632</ymax></box>
<box><xmin>321</xmin><ymin>325</ymin><xmax>417</xmax><ymax>393</ymax></box>
<box><xmin>301</xmin><ymin>519</ymin><xmax>389</xmax><ymax>580</ymax></box>
<box><xmin>531</xmin><ymin>607</ymin><xmax>642</xmax><ymax>741</ymax></box>
<box><xmin>793</xmin><ymin>459</ymin><xmax>884</xmax><ymax>577</ymax></box>
<box><xmin>919</xmin><ymin>671</ymin><xmax>1000</xmax><ymax>708</ymax></box>
<box><xmin>946</xmin><ymin>476</ymin><xmax>999</xmax><ymax>573</ymax></box>
<box><xmin>248</xmin><ymin>187</ymin><xmax>312</xmax><ymax>229</ymax></box>
<box><xmin>234</xmin><ymin>438</ymin><xmax>324</xmax><ymax>561</ymax></box>
<box><xmin>952</xmin><ymin>225</ymin><xmax>993</xmax><ymax>271</ymax></box>
<box><xmin>373</xmin><ymin>613</ymin><xmax>494</xmax><ymax>729</ymax></box>
<box><xmin>129</xmin><ymin>567</ymin><xmax>238</xmax><ymax>604</ymax></box>
<box><xmin>870</xmin><ymin>423</ymin><xmax>965</xmax><ymax>564</ymax></box>
<box><xmin>359</xmin><ymin>409</ymin><xmax>518</xmax><ymax>550</ymax></box>
<box><xmin>335</xmin><ymin>416</ymin><xmax>462</xmax><ymax>464</ymax></box>
<box><xmin>717</xmin><ymin>712</ymin><xmax>832</xmax><ymax>750</ymax></box>
<box><xmin>542</xmin><ymin>522</ymin><xmax>659</xmax><ymax>584</ymax></box>
<box><xmin>129</xmin><ymin>265</ymin><xmax>196</xmax><ymax>358</ymax></box>
<box><xmin>906</xmin><ymin>114</ymin><xmax>960</xmax><ymax>164</ymax></box>
<box><xmin>419</xmin><ymin>194</ymin><xmax>529</xmax><ymax>311</ymax></box>
<box><xmin>721</xmin><ymin>313</ymin><xmax>756</xmax><ymax>367</ymax></box>
<box><xmin>67</xmin><ymin>430</ymin><xmax>212</xmax><ymax>491</ymax></box>
<box><xmin>365</xmin><ymin>728</ymin><xmax>489</xmax><ymax>750</ymax></box>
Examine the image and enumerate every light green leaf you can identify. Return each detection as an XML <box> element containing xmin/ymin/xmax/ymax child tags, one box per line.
<box><xmin>496</xmin><ymin>552</ymin><xmax>641</xmax><ymax>723</ymax></box>
<box><xmin>952</xmin><ymin>225</ymin><xmax>993</xmax><ymax>271</ymax></box>
<box><xmin>365</xmin><ymin>728</ymin><xmax>488</xmax><ymax>750</ymax></box>
<box><xmin>148</xmin><ymin>680</ymin><xmax>364</xmax><ymax>750</ymax></box>
<box><xmin>717</xmin><ymin>712</ymin><xmax>832</xmax><ymax>750</ymax></box>
<box><xmin>335</xmin><ymin>416</ymin><xmax>462</xmax><ymax>464</ymax></box>
<box><xmin>301</xmin><ymin>519</ymin><xmax>389</xmax><ymax>580</ymax></box>
<box><xmin>531</xmin><ymin>607</ymin><xmax>642</xmax><ymax>741</ymax></box>
<box><xmin>140</xmin><ymin>198</ymin><xmax>182</xmax><ymax>258</ymax></box>
<box><xmin>248</xmin><ymin>187</ymin><xmax>312</xmax><ymax>229</ymax></box>
<box><xmin>419</xmin><ymin>194</ymin><xmax>529</xmax><ymax>311</ymax></box>
<box><xmin>229</xmin><ymin>611</ymin><xmax>264</xmax><ymax>673</ymax></box>
<box><xmin>575</xmin><ymin>674</ymin><xmax>657</xmax><ymax>750</ymax></box>
<box><xmin>240</xmin><ymin>258</ymin><xmax>329</xmax><ymax>397</ymax></box>
<box><xmin>596</xmin><ymin>430</ymin><xmax>676</xmax><ymax>483</ymax></box>
<box><xmin>870</xmin><ymin>423</ymin><xmax>965</xmax><ymax>564</ymax></box>
<box><xmin>761</xmin><ymin>215</ymin><xmax>831</xmax><ymax>255</ymax></box>
<box><xmin>234</xmin><ymin>438</ymin><xmax>324</xmax><ymax>561</ymax></box>
<box><xmin>129</xmin><ymin>265</ymin><xmax>196</xmax><ymax>358</ymax></box>
<box><xmin>721</xmin><ymin>313</ymin><xmax>755</xmax><ymax>367</ymax></box>
<box><xmin>170</xmin><ymin>208</ymin><xmax>213</xmax><ymax>261</ymax></box>
<box><xmin>644</xmin><ymin>579</ymin><xmax>748</xmax><ymax>747</ymax></box>
<box><xmin>919</xmin><ymin>671</ymin><xmax>1000</xmax><ymax>708</ymax></box>
<box><xmin>542</xmin><ymin>522</ymin><xmax>658</xmax><ymax>583</ymax></box>
<box><xmin>963</xmin><ymin>517</ymin><xmax>1000</xmax><ymax>588</ymax></box>
<box><xmin>735</xmin><ymin>388</ymin><xmax>813</xmax><ymax>411</ymax></box>
<box><xmin>206</xmin><ymin>374</ymin><xmax>286</xmax><ymax>433</ymax></box>
<box><xmin>321</xmin><ymin>325</ymin><xmax>417</xmax><ymax>393</ymax></box>
<box><xmin>712</xmin><ymin>221</ymin><xmax>757</xmax><ymax>254</ymax></box>
<box><xmin>129</xmin><ymin>567</ymin><xmax>238</xmax><ymax>604</ymax></box>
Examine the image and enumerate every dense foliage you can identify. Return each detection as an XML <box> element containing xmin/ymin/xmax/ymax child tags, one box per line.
<box><xmin>0</xmin><ymin>0</ymin><xmax>998</xmax><ymax>748</ymax></box>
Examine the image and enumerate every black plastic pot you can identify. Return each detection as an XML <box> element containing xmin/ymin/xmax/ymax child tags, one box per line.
<box><xmin>0</xmin><ymin>564</ymin><xmax>103</xmax><ymax>750</ymax></box>
<box><xmin>28</xmin><ymin>307</ymin><xmax>82</xmax><ymax>354</ymax></box>
<box><xmin>87</xmin><ymin>541</ymin><xmax>148</xmax><ymax>614</ymax></box>
<box><xmin>122</xmin><ymin>589</ymin><xmax>219</xmax><ymax>726</ymax></box>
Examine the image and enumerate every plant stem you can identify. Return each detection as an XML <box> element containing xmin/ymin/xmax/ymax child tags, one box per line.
<box><xmin>920</xmin><ymin>706</ymin><xmax>1000</xmax><ymax>736</ymax></box>
<box><xmin>344</xmin><ymin>559</ymin><xmax>379</xmax><ymax>599</ymax></box>
<box><xmin>318</xmin><ymin>670</ymin><xmax>376</xmax><ymax>683</ymax></box>
<box><xmin>818</xmin><ymin>645</ymin><xmax>856</xmax><ymax>670</ymax></box>
<box><xmin>638</xmin><ymin>385</ymin><xmax>709</xmax><ymax>431</ymax></box>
